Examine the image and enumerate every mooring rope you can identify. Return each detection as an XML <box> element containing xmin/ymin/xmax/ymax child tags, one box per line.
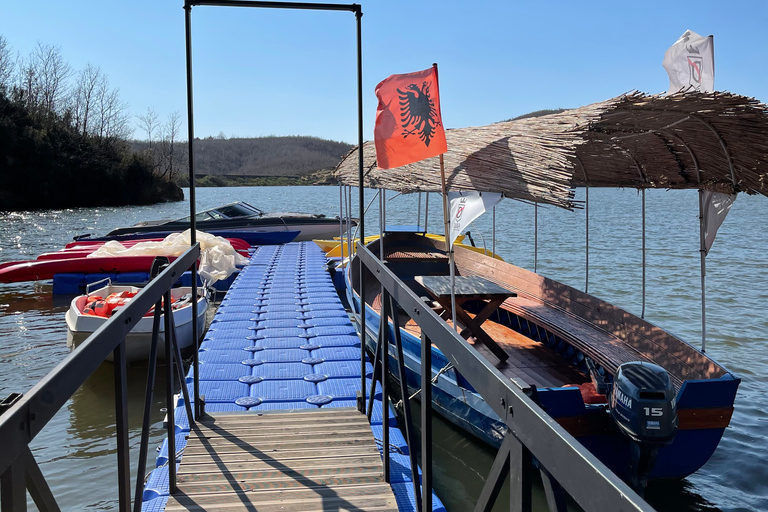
<box><xmin>394</xmin><ymin>362</ymin><xmax>454</xmax><ymax>411</ymax></box>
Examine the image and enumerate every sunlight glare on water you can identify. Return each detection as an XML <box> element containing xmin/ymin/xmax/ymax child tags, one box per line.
<box><xmin>0</xmin><ymin>186</ymin><xmax>765</xmax><ymax>511</ymax></box>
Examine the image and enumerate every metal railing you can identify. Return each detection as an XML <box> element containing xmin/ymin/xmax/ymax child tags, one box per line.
<box><xmin>355</xmin><ymin>242</ymin><xmax>656</xmax><ymax>512</ymax></box>
<box><xmin>0</xmin><ymin>245</ymin><xmax>200</xmax><ymax>512</ymax></box>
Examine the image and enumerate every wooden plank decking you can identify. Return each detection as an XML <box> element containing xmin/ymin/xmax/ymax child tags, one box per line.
<box><xmin>165</xmin><ymin>408</ymin><xmax>398</xmax><ymax>512</ymax></box>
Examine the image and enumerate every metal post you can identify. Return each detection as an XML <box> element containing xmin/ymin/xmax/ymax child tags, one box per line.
<box><xmin>534</xmin><ymin>202</ymin><xmax>538</xmax><ymax>274</ymax></box>
<box><xmin>339</xmin><ymin>184</ymin><xmax>344</xmax><ymax>260</ymax></box>
<box><xmin>133</xmin><ymin>304</ymin><xmax>163</xmax><ymax>512</ymax></box>
<box><xmin>492</xmin><ymin>205</ymin><xmax>496</xmax><ymax>257</ymax></box>
<box><xmin>421</xmin><ymin>332</ymin><xmax>433</xmax><ymax>512</ymax></box>
<box><xmin>22</xmin><ymin>449</ymin><xmax>60</xmax><ymax>512</ymax></box>
<box><xmin>699</xmin><ymin>190</ymin><xmax>707</xmax><ymax>352</ymax></box>
<box><xmin>381</xmin><ymin>292</ymin><xmax>390</xmax><ymax>483</ymax></box>
<box><xmin>585</xmin><ymin>186</ymin><xmax>589</xmax><ymax>293</ymax></box>
<box><xmin>424</xmin><ymin>192</ymin><xmax>430</xmax><ymax>233</ymax></box>
<box><xmin>113</xmin><ymin>339</ymin><xmax>131</xmax><ymax>512</ymax></box>
<box><xmin>389</xmin><ymin>295</ymin><xmax>422</xmax><ymax>511</ymax></box>
<box><xmin>641</xmin><ymin>189</ymin><xmax>646</xmax><ymax>319</ymax></box>
<box><xmin>184</xmin><ymin>0</ymin><xmax>200</xmax><ymax>421</ymax></box>
<box><xmin>379</xmin><ymin>189</ymin><xmax>384</xmax><ymax>260</ymax></box>
<box><xmin>347</xmin><ymin>186</ymin><xmax>353</xmax><ymax>256</ymax></box>
<box><xmin>509</xmin><ymin>436</ymin><xmax>533</xmax><ymax>512</ymax></box>
<box><xmin>417</xmin><ymin>192</ymin><xmax>422</xmax><ymax>231</ymax></box>
<box><xmin>0</xmin><ymin>456</ymin><xmax>26</xmax><ymax>512</ymax></box>
<box><xmin>355</xmin><ymin>6</ymin><xmax>366</xmax><ymax>412</ymax></box>
<box><xmin>164</xmin><ymin>291</ymin><xmax>177</xmax><ymax>493</ymax></box>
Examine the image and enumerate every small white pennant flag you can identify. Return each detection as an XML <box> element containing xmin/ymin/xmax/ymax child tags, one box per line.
<box><xmin>447</xmin><ymin>191</ymin><xmax>502</xmax><ymax>247</ymax></box>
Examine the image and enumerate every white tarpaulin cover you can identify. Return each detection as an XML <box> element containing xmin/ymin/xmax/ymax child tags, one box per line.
<box><xmin>663</xmin><ymin>29</ymin><xmax>715</xmax><ymax>93</ymax></box>
<box><xmin>87</xmin><ymin>230</ymin><xmax>249</xmax><ymax>286</ymax></box>
<box><xmin>447</xmin><ymin>191</ymin><xmax>503</xmax><ymax>247</ymax></box>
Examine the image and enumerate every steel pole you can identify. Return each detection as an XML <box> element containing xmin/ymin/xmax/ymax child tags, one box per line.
<box><xmin>641</xmin><ymin>189</ymin><xmax>646</xmax><ymax>319</ymax></box>
<box><xmin>184</xmin><ymin>0</ymin><xmax>200</xmax><ymax>421</ymax></box>
<box><xmin>355</xmin><ymin>6</ymin><xmax>366</xmax><ymax>410</ymax></box>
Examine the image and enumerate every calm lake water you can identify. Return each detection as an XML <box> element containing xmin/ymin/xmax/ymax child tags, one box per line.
<box><xmin>0</xmin><ymin>186</ymin><xmax>765</xmax><ymax>511</ymax></box>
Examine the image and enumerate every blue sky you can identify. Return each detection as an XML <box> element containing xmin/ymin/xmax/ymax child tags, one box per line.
<box><xmin>2</xmin><ymin>0</ymin><xmax>766</xmax><ymax>143</ymax></box>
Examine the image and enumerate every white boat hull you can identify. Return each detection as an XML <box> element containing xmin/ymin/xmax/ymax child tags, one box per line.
<box><xmin>65</xmin><ymin>285</ymin><xmax>207</xmax><ymax>363</ymax></box>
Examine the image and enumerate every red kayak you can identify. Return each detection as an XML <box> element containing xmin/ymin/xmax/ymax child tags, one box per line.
<box><xmin>0</xmin><ymin>256</ymin><xmax>183</xmax><ymax>283</ymax></box>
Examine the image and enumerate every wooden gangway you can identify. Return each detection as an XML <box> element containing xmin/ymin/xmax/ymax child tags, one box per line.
<box><xmin>164</xmin><ymin>407</ymin><xmax>399</xmax><ymax>512</ymax></box>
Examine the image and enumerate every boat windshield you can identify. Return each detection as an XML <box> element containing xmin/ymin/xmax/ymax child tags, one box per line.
<box><xmin>176</xmin><ymin>202</ymin><xmax>264</xmax><ymax>222</ymax></box>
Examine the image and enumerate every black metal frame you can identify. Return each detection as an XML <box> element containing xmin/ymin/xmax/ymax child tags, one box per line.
<box><xmin>182</xmin><ymin>0</ymin><xmax>366</xmax><ymax>426</ymax></box>
<box><xmin>356</xmin><ymin>241</ymin><xmax>657</xmax><ymax>512</ymax></box>
<box><xmin>0</xmin><ymin>246</ymin><xmax>200</xmax><ymax>512</ymax></box>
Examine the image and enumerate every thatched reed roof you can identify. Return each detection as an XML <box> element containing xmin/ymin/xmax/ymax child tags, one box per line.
<box><xmin>335</xmin><ymin>91</ymin><xmax>768</xmax><ymax>210</ymax></box>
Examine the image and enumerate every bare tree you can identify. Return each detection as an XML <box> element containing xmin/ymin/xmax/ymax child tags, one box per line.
<box><xmin>158</xmin><ymin>111</ymin><xmax>183</xmax><ymax>181</ymax></box>
<box><xmin>93</xmin><ymin>77</ymin><xmax>131</xmax><ymax>140</ymax></box>
<box><xmin>31</xmin><ymin>42</ymin><xmax>71</xmax><ymax>117</ymax></box>
<box><xmin>0</xmin><ymin>36</ymin><xmax>14</xmax><ymax>92</ymax></box>
<box><xmin>70</xmin><ymin>64</ymin><xmax>104</xmax><ymax>136</ymax></box>
<box><xmin>16</xmin><ymin>54</ymin><xmax>39</xmax><ymax>112</ymax></box>
<box><xmin>137</xmin><ymin>107</ymin><xmax>159</xmax><ymax>154</ymax></box>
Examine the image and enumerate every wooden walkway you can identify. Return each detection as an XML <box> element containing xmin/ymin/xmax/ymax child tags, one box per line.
<box><xmin>164</xmin><ymin>407</ymin><xmax>399</xmax><ymax>512</ymax></box>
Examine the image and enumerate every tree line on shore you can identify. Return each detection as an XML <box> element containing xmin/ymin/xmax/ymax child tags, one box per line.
<box><xmin>0</xmin><ymin>36</ymin><xmax>182</xmax><ymax>211</ymax></box>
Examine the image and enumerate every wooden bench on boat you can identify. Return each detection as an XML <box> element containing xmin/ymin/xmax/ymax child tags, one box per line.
<box><xmin>452</xmin><ymin>243</ymin><xmax>728</xmax><ymax>390</ymax></box>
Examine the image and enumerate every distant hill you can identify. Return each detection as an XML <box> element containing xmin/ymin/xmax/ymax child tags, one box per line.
<box><xmin>133</xmin><ymin>136</ymin><xmax>353</xmax><ymax>178</ymax></box>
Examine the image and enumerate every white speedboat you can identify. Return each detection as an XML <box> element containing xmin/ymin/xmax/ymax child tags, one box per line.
<box><xmin>65</xmin><ymin>283</ymin><xmax>207</xmax><ymax>362</ymax></box>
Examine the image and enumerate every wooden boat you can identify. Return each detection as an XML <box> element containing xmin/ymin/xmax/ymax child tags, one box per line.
<box><xmin>65</xmin><ymin>283</ymin><xmax>207</xmax><ymax>362</ymax></box>
<box><xmin>315</xmin><ymin>233</ymin><xmax>503</xmax><ymax>260</ymax></box>
<box><xmin>347</xmin><ymin>232</ymin><xmax>739</xmax><ymax>483</ymax></box>
<box><xmin>104</xmin><ymin>201</ymin><xmax>355</xmax><ymax>242</ymax></box>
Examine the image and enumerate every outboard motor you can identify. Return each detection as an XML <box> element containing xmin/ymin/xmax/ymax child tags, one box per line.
<box><xmin>608</xmin><ymin>362</ymin><xmax>678</xmax><ymax>494</ymax></box>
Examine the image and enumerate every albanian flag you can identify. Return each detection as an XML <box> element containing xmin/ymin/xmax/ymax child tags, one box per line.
<box><xmin>374</xmin><ymin>65</ymin><xmax>447</xmax><ymax>170</ymax></box>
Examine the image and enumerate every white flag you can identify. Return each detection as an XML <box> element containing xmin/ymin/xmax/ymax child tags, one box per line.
<box><xmin>662</xmin><ymin>30</ymin><xmax>714</xmax><ymax>94</ymax></box>
<box><xmin>702</xmin><ymin>191</ymin><xmax>735</xmax><ymax>254</ymax></box>
<box><xmin>447</xmin><ymin>191</ymin><xmax>502</xmax><ymax>248</ymax></box>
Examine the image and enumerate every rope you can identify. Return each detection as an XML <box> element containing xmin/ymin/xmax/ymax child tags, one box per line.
<box><xmin>394</xmin><ymin>362</ymin><xmax>454</xmax><ymax>411</ymax></box>
<box><xmin>373</xmin><ymin>437</ymin><xmax>404</xmax><ymax>454</ymax></box>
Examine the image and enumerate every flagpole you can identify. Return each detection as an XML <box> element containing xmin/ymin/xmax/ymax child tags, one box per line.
<box><xmin>439</xmin><ymin>153</ymin><xmax>457</xmax><ymax>332</ymax></box>
<box><xmin>699</xmin><ymin>190</ymin><xmax>707</xmax><ymax>353</ymax></box>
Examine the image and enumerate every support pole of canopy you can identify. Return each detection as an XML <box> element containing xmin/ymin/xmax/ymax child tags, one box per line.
<box><xmin>339</xmin><ymin>185</ymin><xmax>345</xmax><ymax>260</ymax></box>
<box><xmin>534</xmin><ymin>202</ymin><xmax>538</xmax><ymax>274</ymax></box>
<box><xmin>379</xmin><ymin>188</ymin><xmax>384</xmax><ymax>260</ymax></box>
<box><xmin>585</xmin><ymin>186</ymin><xmax>589</xmax><ymax>293</ymax></box>
<box><xmin>342</xmin><ymin>185</ymin><xmax>355</xmax><ymax>255</ymax></box>
<box><xmin>417</xmin><ymin>192</ymin><xmax>422</xmax><ymax>232</ymax></box>
<box><xmin>439</xmin><ymin>154</ymin><xmax>457</xmax><ymax>332</ymax></box>
<box><xmin>641</xmin><ymin>189</ymin><xmax>646</xmax><ymax>319</ymax></box>
<box><xmin>425</xmin><ymin>193</ymin><xmax>430</xmax><ymax>233</ymax></box>
<box><xmin>575</xmin><ymin>156</ymin><xmax>589</xmax><ymax>293</ymax></box>
<box><xmin>492</xmin><ymin>205</ymin><xmax>496</xmax><ymax>258</ymax></box>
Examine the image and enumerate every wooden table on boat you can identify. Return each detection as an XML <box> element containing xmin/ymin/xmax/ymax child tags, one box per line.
<box><xmin>415</xmin><ymin>275</ymin><xmax>515</xmax><ymax>363</ymax></box>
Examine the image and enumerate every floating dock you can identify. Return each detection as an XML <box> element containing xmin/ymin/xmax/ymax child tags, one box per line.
<box><xmin>140</xmin><ymin>242</ymin><xmax>444</xmax><ymax>511</ymax></box>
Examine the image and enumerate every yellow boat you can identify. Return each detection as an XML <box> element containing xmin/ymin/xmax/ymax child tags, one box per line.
<box><xmin>314</xmin><ymin>233</ymin><xmax>503</xmax><ymax>260</ymax></box>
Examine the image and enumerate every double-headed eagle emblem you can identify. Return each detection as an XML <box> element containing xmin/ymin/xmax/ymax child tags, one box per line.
<box><xmin>397</xmin><ymin>81</ymin><xmax>442</xmax><ymax>147</ymax></box>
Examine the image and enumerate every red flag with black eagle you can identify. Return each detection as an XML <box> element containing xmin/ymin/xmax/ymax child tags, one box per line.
<box><xmin>374</xmin><ymin>65</ymin><xmax>447</xmax><ymax>170</ymax></box>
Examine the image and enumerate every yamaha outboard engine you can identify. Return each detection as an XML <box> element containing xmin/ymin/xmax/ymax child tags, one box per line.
<box><xmin>609</xmin><ymin>362</ymin><xmax>678</xmax><ymax>494</ymax></box>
